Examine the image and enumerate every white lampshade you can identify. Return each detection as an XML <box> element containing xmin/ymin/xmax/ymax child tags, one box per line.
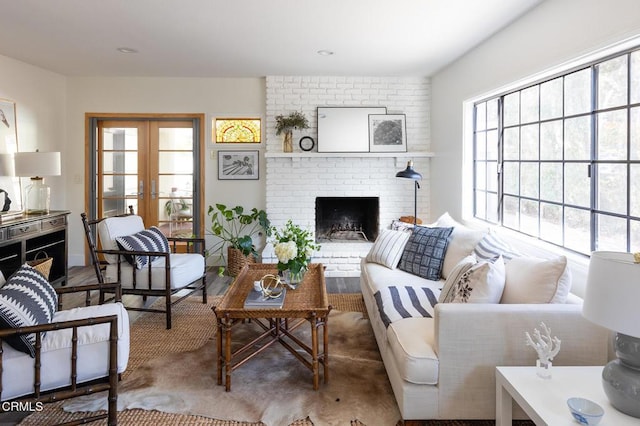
<box><xmin>583</xmin><ymin>251</ymin><xmax>640</xmax><ymax>338</ymax></box>
<box><xmin>0</xmin><ymin>153</ymin><xmax>15</xmax><ymax>176</ymax></box>
<box><xmin>14</xmin><ymin>151</ymin><xmax>61</xmax><ymax>177</ymax></box>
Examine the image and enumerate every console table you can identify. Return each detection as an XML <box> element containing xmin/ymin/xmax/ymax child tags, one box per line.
<box><xmin>0</xmin><ymin>211</ymin><xmax>70</xmax><ymax>286</ymax></box>
<box><xmin>496</xmin><ymin>366</ymin><xmax>639</xmax><ymax>426</ymax></box>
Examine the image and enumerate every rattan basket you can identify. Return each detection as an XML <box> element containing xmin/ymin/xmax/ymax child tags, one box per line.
<box><xmin>27</xmin><ymin>255</ymin><xmax>53</xmax><ymax>280</ymax></box>
<box><xmin>227</xmin><ymin>247</ymin><xmax>256</xmax><ymax>277</ymax></box>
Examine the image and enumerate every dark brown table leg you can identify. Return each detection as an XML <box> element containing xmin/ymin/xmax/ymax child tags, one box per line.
<box><xmin>323</xmin><ymin>313</ymin><xmax>329</xmax><ymax>384</ymax></box>
<box><xmin>224</xmin><ymin>315</ymin><xmax>232</xmax><ymax>391</ymax></box>
<box><xmin>216</xmin><ymin>317</ymin><xmax>223</xmax><ymax>385</ymax></box>
<box><xmin>310</xmin><ymin>312</ymin><xmax>319</xmax><ymax>390</ymax></box>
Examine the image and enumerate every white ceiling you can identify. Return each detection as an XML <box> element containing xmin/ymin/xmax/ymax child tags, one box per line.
<box><xmin>0</xmin><ymin>0</ymin><xmax>542</xmax><ymax>78</ymax></box>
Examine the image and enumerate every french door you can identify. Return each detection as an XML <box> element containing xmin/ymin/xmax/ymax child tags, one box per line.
<box><xmin>86</xmin><ymin>114</ymin><xmax>204</xmax><ymax>238</ymax></box>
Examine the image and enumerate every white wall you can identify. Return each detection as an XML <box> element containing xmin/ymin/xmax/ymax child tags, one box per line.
<box><xmin>65</xmin><ymin>77</ymin><xmax>265</xmax><ymax>265</ymax></box>
<box><xmin>430</xmin><ymin>0</ymin><xmax>640</xmax><ymax>221</ymax></box>
<box><xmin>0</xmin><ymin>54</ymin><xmax>66</xmax><ymax>211</ymax></box>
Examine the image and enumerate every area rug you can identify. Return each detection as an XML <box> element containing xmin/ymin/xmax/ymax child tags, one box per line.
<box><xmin>60</xmin><ymin>295</ymin><xmax>400</xmax><ymax>426</ymax></box>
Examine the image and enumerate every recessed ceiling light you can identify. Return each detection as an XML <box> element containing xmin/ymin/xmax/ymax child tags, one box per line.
<box><xmin>317</xmin><ymin>50</ymin><xmax>334</xmax><ymax>56</ymax></box>
<box><xmin>117</xmin><ymin>47</ymin><xmax>138</xmax><ymax>54</ymax></box>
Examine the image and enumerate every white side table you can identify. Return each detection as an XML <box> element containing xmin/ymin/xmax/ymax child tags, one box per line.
<box><xmin>496</xmin><ymin>366</ymin><xmax>640</xmax><ymax>426</ymax></box>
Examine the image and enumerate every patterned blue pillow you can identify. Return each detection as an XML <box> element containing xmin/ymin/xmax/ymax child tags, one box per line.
<box><xmin>0</xmin><ymin>264</ymin><xmax>58</xmax><ymax>357</ymax></box>
<box><xmin>399</xmin><ymin>226</ymin><xmax>454</xmax><ymax>280</ymax></box>
<box><xmin>115</xmin><ymin>226</ymin><xmax>170</xmax><ymax>269</ymax></box>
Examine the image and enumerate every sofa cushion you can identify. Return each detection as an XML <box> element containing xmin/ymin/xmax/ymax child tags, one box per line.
<box><xmin>399</xmin><ymin>226</ymin><xmax>453</xmax><ymax>280</ymax></box>
<box><xmin>473</xmin><ymin>232</ymin><xmax>521</xmax><ymax>262</ymax></box>
<box><xmin>0</xmin><ymin>264</ymin><xmax>58</xmax><ymax>357</ymax></box>
<box><xmin>115</xmin><ymin>226</ymin><xmax>170</xmax><ymax>269</ymax></box>
<box><xmin>374</xmin><ymin>286</ymin><xmax>439</xmax><ymax>327</ymax></box>
<box><xmin>432</xmin><ymin>213</ymin><xmax>487</xmax><ymax>279</ymax></box>
<box><xmin>366</xmin><ymin>229</ymin><xmax>411</xmax><ymax>269</ymax></box>
<box><xmin>387</xmin><ymin>317</ymin><xmax>438</xmax><ymax>385</ymax></box>
<box><xmin>501</xmin><ymin>255</ymin><xmax>571</xmax><ymax>303</ymax></box>
<box><xmin>448</xmin><ymin>256</ymin><xmax>505</xmax><ymax>303</ymax></box>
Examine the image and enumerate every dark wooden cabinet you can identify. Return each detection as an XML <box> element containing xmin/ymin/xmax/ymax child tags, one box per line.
<box><xmin>0</xmin><ymin>211</ymin><xmax>70</xmax><ymax>285</ymax></box>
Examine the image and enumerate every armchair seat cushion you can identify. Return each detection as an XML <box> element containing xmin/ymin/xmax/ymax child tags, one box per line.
<box><xmin>1</xmin><ymin>302</ymin><xmax>129</xmax><ymax>401</ymax></box>
<box><xmin>105</xmin><ymin>252</ymin><xmax>205</xmax><ymax>290</ymax></box>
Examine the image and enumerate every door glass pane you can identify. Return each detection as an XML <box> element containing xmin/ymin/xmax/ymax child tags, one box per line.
<box><xmin>565</xmin><ymin>69</ymin><xmax>591</xmax><ymax>116</ymax></box>
<box><xmin>564</xmin><ymin>163</ymin><xmax>590</xmax><ymax>208</ymax></box>
<box><xmin>540</xmin><ymin>77</ymin><xmax>563</xmax><ymax>120</ymax></box>
<box><xmin>159</xmin><ymin>128</ymin><xmax>193</xmax><ymax>150</ymax></box>
<box><xmin>540</xmin><ymin>120</ymin><xmax>562</xmax><ymax>160</ymax></box>
<box><xmin>597</xmin><ymin>163</ymin><xmax>627</xmax><ymax>214</ymax></box>
<box><xmin>540</xmin><ymin>162</ymin><xmax>562</xmax><ymax>203</ymax></box>
<box><xmin>520</xmin><ymin>199</ymin><xmax>539</xmax><ymax>237</ymax></box>
<box><xmin>503</xmin><ymin>93</ymin><xmax>520</xmax><ymax>127</ymax></box>
<box><xmin>521</xmin><ymin>86</ymin><xmax>539</xmax><ymax>124</ymax></box>
<box><xmin>597</xmin><ymin>55</ymin><xmax>628</xmax><ymax>109</ymax></box>
<box><xmin>631</xmin><ymin>51</ymin><xmax>640</xmax><ymax>104</ymax></box>
<box><xmin>564</xmin><ymin>116</ymin><xmax>591</xmax><ymax>161</ymax></box>
<box><xmin>103</xmin><ymin>128</ymin><xmax>138</xmax><ymax>150</ymax></box>
<box><xmin>596</xmin><ymin>213</ymin><xmax>626</xmax><ymax>251</ymax></box>
<box><xmin>564</xmin><ymin>207</ymin><xmax>590</xmax><ymax>254</ymax></box>
<box><xmin>503</xmin><ymin>162</ymin><xmax>519</xmax><ymax>195</ymax></box>
<box><xmin>597</xmin><ymin>110</ymin><xmax>627</xmax><ymax>161</ymax></box>
<box><xmin>540</xmin><ymin>203</ymin><xmax>562</xmax><ymax>245</ymax></box>
<box><xmin>102</xmin><ymin>152</ymin><xmax>138</xmax><ymax>174</ymax></box>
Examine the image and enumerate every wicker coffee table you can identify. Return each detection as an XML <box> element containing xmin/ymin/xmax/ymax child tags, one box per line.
<box><xmin>213</xmin><ymin>263</ymin><xmax>331</xmax><ymax>391</ymax></box>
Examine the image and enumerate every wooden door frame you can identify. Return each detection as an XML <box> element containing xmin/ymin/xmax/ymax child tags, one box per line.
<box><xmin>84</xmin><ymin>112</ymin><xmax>205</xmax><ymax>242</ymax></box>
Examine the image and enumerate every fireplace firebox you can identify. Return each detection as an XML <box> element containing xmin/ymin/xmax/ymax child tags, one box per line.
<box><xmin>315</xmin><ymin>197</ymin><xmax>379</xmax><ymax>242</ymax></box>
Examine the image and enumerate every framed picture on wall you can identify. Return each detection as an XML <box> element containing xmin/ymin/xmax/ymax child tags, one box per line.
<box><xmin>368</xmin><ymin>114</ymin><xmax>407</xmax><ymax>152</ymax></box>
<box><xmin>218</xmin><ymin>150</ymin><xmax>259</xmax><ymax>180</ymax></box>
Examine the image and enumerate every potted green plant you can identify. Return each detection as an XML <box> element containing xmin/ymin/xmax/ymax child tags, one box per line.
<box><xmin>207</xmin><ymin>204</ymin><xmax>270</xmax><ymax>276</ymax></box>
<box><xmin>275</xmin><ymin>111</ymin><xmax>309</xmax><ymax>153</ymax></box>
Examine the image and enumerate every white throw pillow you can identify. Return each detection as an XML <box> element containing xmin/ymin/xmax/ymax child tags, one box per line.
<box><xmin>448</xmin><ymin>256</ymin><xmax>505</xmax><ymax>303</ymax></box>
<box><xmin>438</xmin><ymin>255</ymin><xmax>476</xmax><ymax>303</ymax></box>
<box><xmin>432</xmin><ymin>213</ymin><xmax>487</xmax><ymax>279</ymax></box>
<box><xmin>501</xmin><ymin>255</ymin><xmax>572</xmax><ymax>304</ymax></box>
<box><xmin>366</xmin><ymin>229</ymin><xmax>411</xmax><ymax>269</ymax></box>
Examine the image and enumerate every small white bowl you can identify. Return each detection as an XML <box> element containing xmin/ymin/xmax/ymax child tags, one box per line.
<box><xmin>567</xmin><ymin>397</ymin><xmax>604</xmax><ymax>425</ymax></box>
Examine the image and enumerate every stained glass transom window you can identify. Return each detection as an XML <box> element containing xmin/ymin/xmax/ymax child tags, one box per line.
<box><xmin>214</xmin><ymin>118</ymin><xmax>261</xmax><ymax>143</ymax></box>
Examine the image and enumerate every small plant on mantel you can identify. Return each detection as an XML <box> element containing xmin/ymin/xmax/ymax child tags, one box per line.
<box><xmin>275</xmin><ymin>111</ymin><xmax>309</xmax><ymax>152</ymax></box>
<box><xmin>207</xmin><ymin>204</ymin><xmax>271</xmax><ymax>277</ymax></box>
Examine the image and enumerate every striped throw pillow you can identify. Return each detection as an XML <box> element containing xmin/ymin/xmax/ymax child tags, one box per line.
<box><xmin>0</xmin><ymin>264</ymin><xmax>58</xmax><ymax>357</ymax></box>
<box><xmin>366</xmin><ymin>229</ymin><xmax>411</xmax><ymax>269</ymax></box>
<box><xmin>473</xmin><ymin>233</ymin><xmax>521</xmax><ymax>262</ymax></box>
<box><xmin>116</xmin><ymin>226</ymin><xmax>170</xmax><ymax>269</ymax></box>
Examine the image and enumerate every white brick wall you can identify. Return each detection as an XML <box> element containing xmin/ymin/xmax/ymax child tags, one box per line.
<box><xmin>264</xmin><ymin>76</ymin><xmax>431</xmax><ymax>276</ymax></box>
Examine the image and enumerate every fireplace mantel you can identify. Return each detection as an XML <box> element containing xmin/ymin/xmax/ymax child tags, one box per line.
<box><xmin>265</xmin><ymin>151</ymin><xmax>433</xmax><ymax>159</ymax></box>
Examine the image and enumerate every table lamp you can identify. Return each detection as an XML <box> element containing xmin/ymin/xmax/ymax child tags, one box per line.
<box><xmin>14</xmin><ymin>150</ymin><xmax>61</xmax><ymax>215</ymax></box>
<box><xmin>395</xmin><ymin>160</ymin><xmax>422</xmax><ymax>225</ymax></box>
<box><xmin>582</xmin><ymin>251</ymin><xmax>640</xmax><ymax>418</ymax></box>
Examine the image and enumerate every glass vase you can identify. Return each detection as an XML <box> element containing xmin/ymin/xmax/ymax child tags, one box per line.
<box><xmin>282</xmin><ymin>268</ymin><xmax>306</xmax><ymax>289</ymax></box>
<box><xmin>536</xmin><ymin>359</ymin><xmax>552</xmax><ymax>379</ymax></box>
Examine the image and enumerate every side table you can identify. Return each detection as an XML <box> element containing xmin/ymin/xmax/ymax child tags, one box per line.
<box><xmin>496</xmin><ymin>366</ymin><xmax>639</xmax><ymax>426</ymax></box>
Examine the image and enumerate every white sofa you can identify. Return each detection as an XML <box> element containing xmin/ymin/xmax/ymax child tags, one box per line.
<box><xmin>360</xmin><ymin>216</ymin><xmax>610</xmax><ymax>421</ymax></box>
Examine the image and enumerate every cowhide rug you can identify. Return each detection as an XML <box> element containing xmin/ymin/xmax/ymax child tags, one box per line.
<box><xmin>64</xmin><ymin>310</ymin><xmax>401</xmax><ymax>426</ymax></box>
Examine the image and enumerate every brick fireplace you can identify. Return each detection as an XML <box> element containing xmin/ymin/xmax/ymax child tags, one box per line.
<box><xmin>261</xmin><ymin>75</ymin><xmax>431</xmax><ymax>276</ymax></box>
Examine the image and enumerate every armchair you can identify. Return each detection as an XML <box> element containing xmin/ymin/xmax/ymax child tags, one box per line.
<box><xmin>0</xmin><ymin>280</ymin><xmax>128</xmax><ymax>426</ymax></box>
<box><xmin>81</xmin><ymin>211</ymin><xmax>207</xmax><ymax>329</ymax></box>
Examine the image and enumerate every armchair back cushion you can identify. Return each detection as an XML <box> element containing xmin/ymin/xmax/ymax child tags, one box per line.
<box><xmin>97</xmin><ymin>215</ymin><xmax>145</xmax><ymax>264</ymax></box>
<box><xmin>0</xmin><ymin>264</ymin><xmax>58</xmax><ymax>356</ymax></box>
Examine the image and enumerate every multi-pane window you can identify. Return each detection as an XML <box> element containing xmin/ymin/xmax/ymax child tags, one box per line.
<box><xmin>473</xmin><ymin>48</ymin><xmax>640</xmax><ymax>255</ymax></box>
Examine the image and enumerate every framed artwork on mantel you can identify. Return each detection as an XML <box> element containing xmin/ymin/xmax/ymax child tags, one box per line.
<box><xmin>0</xmin><ymin>98</ymin><xmax>21</xmax><ymax>213</ymax></box>
<box><xmin>368</xmin><ymin>114</ymin><xmax>407</xmax><ymax>153</ymax></box>
<box><xmin>317</xmin><ymin>106</ymin><xmax>387</xmax><ymax>153</ymax></box>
